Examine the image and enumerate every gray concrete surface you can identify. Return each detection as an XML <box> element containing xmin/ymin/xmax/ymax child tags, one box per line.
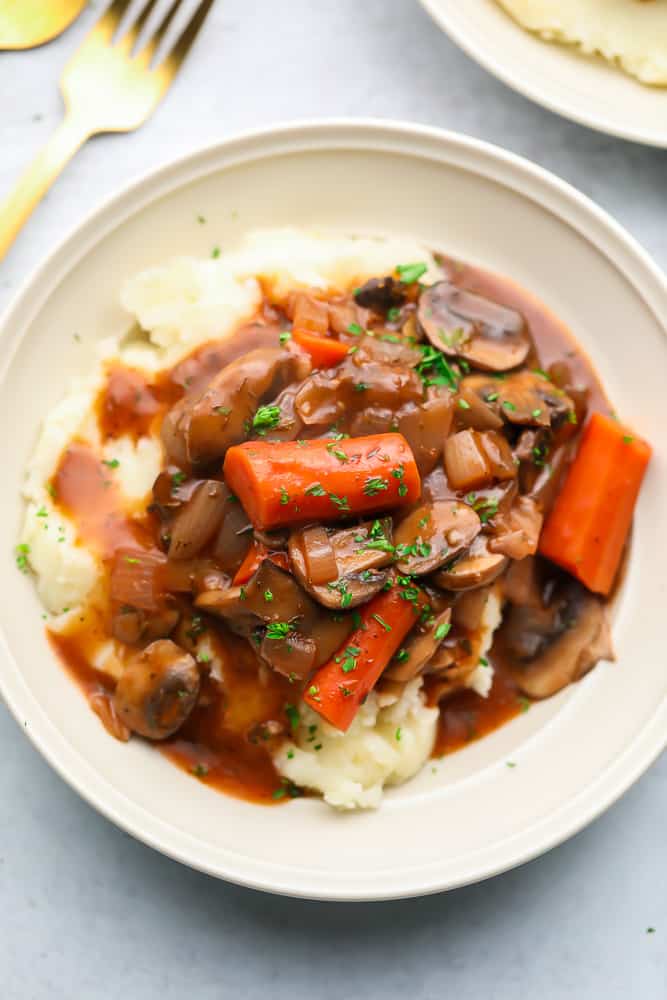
<box><xmin>0</xmin><ymin>2</ymin><xmax>664</xmax><ymax>997</ymax></box>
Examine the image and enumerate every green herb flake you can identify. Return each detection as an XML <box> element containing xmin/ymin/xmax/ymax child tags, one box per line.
<box><xmin>518</xmin><ymin>696</ymin><xmax>531</xmax><ymax>713</ymax></box>
<box><xmin>457</xmin><ymin>398</ymin><xmax>471</xmax><ymax>410</ymax></box>
<box><xmin>211</xmin><ymin>246</ymin><xmax>221</xmax><ymax>259</ymax></box>
<box><xmin>567</xmin><ymin>411</ymin><xmax>578</xmax><ymax>424</ymax></box>
<box><xmin>264</xmin><ymin>590</ymin><xmax>274</xmax><ymax>603</ymax></box>
<box><xmin>396</xmin><ymin>261</ymin><xmax>428</xmax><ymax>284</ymax></box>
<box><xmin>285</xmin><ymin>703</ymin><xmax>300</xmax><ymax>733</ymax></box>
<box><xmin>266</xmin><ymin>622</ymin><xmax>291</xmax><ymax>639</ymax></box>
<box><xmin>279</xmin><ymin>486</ymin><xmax>290</xmax><ymax>506</ymax></box>
<box><xmin>191</xmin><ymin>763</ymin><xmax>209</xmax><ymax>778</ymax></box>
<box><xmin>354</xmin><ymin>382</ymin><xmax>369</xmax><ymax>392</ymax></box>
<box><xmin>102</xmin><ymin>458</ymin><xmax>120</xmax><ymax>469</ymax></box>
<box><xmin>15</xmin><ymin>543</ymin><xmax>30</xmax><ymax>573</ymax></box>
<box><xmin>304</xmin><ymin>483</ymin><xmax>327</xmax><ymax>497</ymax></box>
<box><xmin>328</xmin><ymin>493</ymin><xmax>351</xmax><ymax>512</ymax></box>
<box><xmin>506</xmin><ymin>761</ymin><xmax>517</xmax><ymax>769</ymax></box>
<box><xmin>398</xmin><ymin>483</ymin><xmax>408</xmax><ymax>497</ymax></box>
<box><xmin>252</xmin><ymin>405</ymin><xmax>281</xmax><ymax>431</ymax></box>
<box><xmin>387</xmin><ymin>307</ymin><xmax>401</xmax><ymax>322</ymax></box>
<box><xmin>347</xmin><ymin>322</ymin><xmax>363</xmax><ymax>336</ymax></box>
<box><xmin>363</xmin><ymin>476</ymin><xmax>388</xmax><ymax>497</ymax></box>
<box><xmin>326</xmin><ymin>442</ymin><xmax>349</xmax><ymax>463</ymax></box>
<box><xmin>623</xmin><ymin>434</ymin><xmax>634</xmax><ymax>445</ymax></box>
<box><xmin>434</xmin><ymin>622</ymin><xmax>451</xmax><ymax>641</ymax></box>
<box><xmin>502</xmin><ymin>400</ymin><xmax>516</xmax><ymax>412</ymax></box>
<box><xmin>395</xmin><ymin>727</ymin><xmax>402</xmax><ymax>742</ymax></box>
<box><xmin>531</xmin><ymin>408</ymin><xmax>542</xmax><ymax>419</ymax></box>
<box><xmin>372</xmin><ymin>613</ymin><xmax>391</xmax><ymax>632</ymax></box>
<box><xmin>395</xmin><ymin>649</ymin><xmax>409</xmax><ymax>663</ymax></box>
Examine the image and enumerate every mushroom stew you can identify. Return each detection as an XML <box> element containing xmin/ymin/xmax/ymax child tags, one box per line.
<box><xmin>45</xmin><ymin>254</ymin><xmax>651</xmax><ymax>803</ymax></box>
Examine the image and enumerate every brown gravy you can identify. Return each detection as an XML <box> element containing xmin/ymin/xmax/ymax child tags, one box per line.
<box><xmin>48</xmin><ymin>257</ymin><xmax>611</xmax><ymax>800</ymax></box>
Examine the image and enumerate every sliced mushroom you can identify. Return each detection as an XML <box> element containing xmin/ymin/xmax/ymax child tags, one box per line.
<box><xmin>455</xmin><ymin>377</ymin><xmax>504</xmax><ymax>431</ymax></box>
<box><xmin>112</xmin><ymin>639</ymin><xmax>200</xmax><ymax>740</ymax></box>
<box><xmin>488</xmin><ymin>496</ymin><xmax>543</xmax><ymax>561</ymax></box>
<box><xmin>162</xmin><ymin>348</ymin><xmax>310</xmax><ymax>467</ymax></box>
<box><xmin>260</xmin><ymin>632</ymin><xmax>317</xmax><ymax>680</ymax></box>
<box><xmin>417</xmin><ymin>281</ymin><xmax>531</xmax><ymax>372</ymax></box>
<box><xmin>482</xmin><ymin>370</ymin><xmax>574</xmax><ymax>428</ymax></box>
<box><xmin>196</xmin><ymin>560</ymin><xmax>318</xmax><ymax>636</ymax></box>
<box><xmin>502</xmin><ymin>556</ymin><xmax>543</xmax><ymax>609</ymax></box>
<box><xmin>500</xmin><ymin>578</ymin><xmax>614</xmax><ymax>698</ymax></box>
<box><xmin>211</xmin><ymin>488</ymin><xmax>253</xmax><ymax>573</ymax></box>
<box><xmin>112</xmin><ymin>602</ymin><xmax>180</xmax><ymax>645</ymax></box>
<box><xmin>167</xmin><ymin>480</ymin><xmax>227</xmax><ymax>560</ymax></box>
<box><xmin>395</xmin><ymin>501</ymin><xmax>481</xmax><ymax>575</ymax></box>
<box><xmin>384</xmin><ymin>608</ymin><xmax>452</xmax><ymax>682</ymax></box>
<box><xmin>432</xmin><ymin>534</ymin><xmax>508</xmax><ymax>592</ymax></box>
<box><xmin>353</xmin><ymin>333</ymin><xmax>422</xmax><ymax>369</ymax></box>
<box><xmin>354</xmin><ymin>276</ymin><xmax>405</xmax><ymax>312</ymax></box>
<box><xmin>289</xmin><ymin>518</ymin><xmax>394</xmax><ymax>609</ymax></box>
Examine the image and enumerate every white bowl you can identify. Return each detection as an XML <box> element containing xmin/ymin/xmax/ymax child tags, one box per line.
<box><xmin>419</xmin><ymin>0</ymin><xmax>667</xmax><ymax>148</ymax></box>
<box><xmin>0</xmin><ymin>120</ymin><xmax>665</xmax><ymax>901</ymax></box>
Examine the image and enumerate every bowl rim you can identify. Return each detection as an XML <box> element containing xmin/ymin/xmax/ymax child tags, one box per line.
<box><xmin>418</xmin><ymin>0</ymin><xmax>667</xmax><ymax>149</ymax></box>
<box><xmin>1</xmin><ymin>118</ymin><xmax>665</xmax><ymax>901</ymax></box>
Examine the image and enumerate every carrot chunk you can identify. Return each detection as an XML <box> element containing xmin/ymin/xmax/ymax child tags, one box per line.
<box><xmin>539</xmin><ymin>412</ymin><xmax>651</xmax><ymax>595</ymax></box>
<box><xmin>223</xmin><ymin>433</ymin><xmax>421</xmax><ymax>530</ymax></box>
<box><xmin>231</xmin><ymin>541</ymin><xmax>290</xmax><ymax>586</ymax></box>
<box><xmin>291</xmin><ymin>328</ymin><xmax>350</xmax><ymax>368</ymax></box>
<box><xmin>304</xmin><ymin>583</ymin><xmax>426</xmax><ymax>731</ymax></box>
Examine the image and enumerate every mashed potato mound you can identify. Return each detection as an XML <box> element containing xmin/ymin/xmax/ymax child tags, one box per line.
<box><xmin>496</xmin><ymin>0</ymin><xmax>667</xmax><ymax>85</ymax></box>
<box><xmin>274</xmin><ymin>679</ymin><xmax>439</xmax><ymax>810</ymax></box>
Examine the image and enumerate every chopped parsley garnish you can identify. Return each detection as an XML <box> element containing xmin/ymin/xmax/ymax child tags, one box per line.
<box><xmin>252</xmin><ymin>405</ymin><xmax>281</xmax><ymax>431</ymax></box>
<box><xmin>304</xmin><ymin>483</ymin><xmax>327</xmax><ymax>497</ymax></box>
<box><xmin>171</xmin><ymin>471</ymin><xmax>187</xmax><ymax>492</ymax></box>
<box><xmin>328</xmin><ymin>578</ymin><xmax>353</xmax><ymax>608</ymax></box>
<box><xmin>124</xmin><ymin>556</ymin><xmax>140</xmax><ymax>565</ymax></box>
<box><xmin>191</xmin><ymin>763</ymin><xmax>209</xmax><ymax>777</ymax></box>
<box><xmin>502</xmin><ymin>400</ymin><xmax>516</xmax><ymax>412</ymax></box>
<box><xmin>338</xmin><ymin>644</ymin><xmax>361</xmax><ymax>673</ymax></box>
<box><xmin>326</xmin><ymin>442</ymin><xmax>349</xmax><ymax>463</ymax></box>
<box><xmin>285</xmin><ymin>703</ymin><xmax>300</xmax><ymax>733</ymax></box>
<box><xmin>264</xmin><ymin>590</ymin><xmax>274</xmax><ymax>603</ymax></box>
<box><xmin>328</xmin><ymin>493</ymin><xmax>351</xmax><ymax>512</ymax></box>
<box><xmin>416</xmin><ymin>343</ymin><xmax>459</xmax><ymax>390</ymax></box>
<box><xmin>372</xmin><ymin>613</ymin><xmax>391</xmax><ymax>632</ymax></box>
<box><xmin>15</xmin><ymin>543</ymin><xmax>30</xmax><ymax>573</ymax></box>
<box><xmin>391</xmin><ymin>465</ymin><xmax>404</xmax><ymax>480</ymax></box>
<box><xmin>196</xmin><ymin>652</ymin><xmax>212</xmax><ymax>664</ymax></box>
<box><xmin>102</xmin><ymin>458</ymin><xmax>120</xmax><ymax>469</ymax></box>
<box><xmin>363</xmin><ymin>538</ymin><xmax>396</xmax><ymax>553</ymax></box>
<box><xmin>279</xmin><ymin>487</ymin><xmax>290</xmax><ymax>505</ymax></box>
<box><xmin>479</xmin><ymin>656</ymin><xmax>489</xmax><ymax>666</ymax></box>
<box><xmin>279</xmin><ymin>331</ymin><xmax>291</xmax><ymax>345</ymax></box>
<box><xmin>457</xmin><ymin>398</ymin><xmax>471</xmax><ymax>410</ymax></box>
<box><xmin>623</xmin><ymin>434</ymin><xmax>634</xmax><ymax>444</ymax></box>
<box><xmin>485</xmin><ymin>391</ymin><xmax>499</xmax><ymax>402</ymax></box>
<box><xmin>434</xmin><ymin>622</ymin><xmax>451</xmax><ymax>641</ymax></box>
<box><xmin>396</xmin><ymin>261</ymin><xmax>428</xmax><ymax>284</ymax></box>
<box><xmin>353</xmin><ymin>382</ymin><xmax>369</xmax><ymax>392</ymax></box>
<box><xmin>266</xmin><ymin>622</ymin><xmax>291</xmax><ymax>639</ymax></box>
<box><xmin>36</xmin><ymin>507</ymin><xmax>48</xmax><ymax>518</ymax></box>
<box><xmin>398</xmin><ymin>483</ymin><xmax>408</xmax><ymax>497</ymax></box>
<box><xmin>506</xmin><ymin>761</ymin><xmax>517</xmax><ymax>769</ymax></box>
<box><xmin>567</xmin><ymin>410</ymin><xmax>578</xmax><ymax>424</ymax></box>
<box><xmin>518</xmin><ymin>696</ymin><xmax>531</xmax><ymax>713</ymax></box>
<box><xmin>211</xmin><ymin>246</ymin><xmax>221</xmax><ymax>259</ymax></box>
<box><xmin>387</xmin><ymin>306</ymin><xmax>401</xmax><ymax>322</ymax></box>
<box><xmin>531</xmin><ymin>408</ymin><xmax>542</xmax><ymax>419</ymax></box>
<box><xmin>214</xmin><ymin>405</ymin><xmax>231</xmax><ymax>416</ymax></box>
<box><xmin>363</xmin><ymin>476</ymin><xmax>388</xmax><ymax>497</ymax></box>
<box><xmin>347</xmin><ymin>322</ymin><xmax>363</xmax><ymax>336</ymax></box>
<box><xmin>395</xmin><ymin>649</ymin><xmax>409</xmax><ymax>663</ymax></box>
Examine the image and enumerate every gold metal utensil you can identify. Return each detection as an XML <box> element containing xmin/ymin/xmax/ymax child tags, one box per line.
<box><xmin>0</xmin><ymin>0</ymin><xmax>214</xmax><ymax>261</ymax></box>
<box><xmin>0</xmin><ymin>0</ymin><xmax>87</xmax><ymax>49</ymax></box>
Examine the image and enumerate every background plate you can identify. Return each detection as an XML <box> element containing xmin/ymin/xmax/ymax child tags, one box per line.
<box><xmin>419</xmin><ymin>0</ymin><xmax>667</xmax><ymax>148</ymax></box>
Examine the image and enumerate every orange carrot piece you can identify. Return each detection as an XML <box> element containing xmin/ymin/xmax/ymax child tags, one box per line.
<box><xmin>539</xmin><ymin>412</ymin><xmax>651</xmax><ymax>595</ymax></box>
<box><xmin>291</xmin><ymin>328</ymin><xmax>350</xmax><ymax>368</ymax></box>
<box><xmin>223</xmin><ymin>433</ymin><xmax>421</xmax><ymax>530</ymax></box>
<box><xmin>304</xmin><ymin>583</ymin><xmax>426</xmax><ymax>731</ymax></box>
<box><xmin>231</xmin><ymin>541</ymin><xmax>290</xmax><ymax>586</ymax></box>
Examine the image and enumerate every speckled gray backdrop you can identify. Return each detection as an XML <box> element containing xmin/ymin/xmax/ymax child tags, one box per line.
<box><xmin>0</xmin><ymin>2</ymin><xmax>665</xmax><ymax>998</ymax></box>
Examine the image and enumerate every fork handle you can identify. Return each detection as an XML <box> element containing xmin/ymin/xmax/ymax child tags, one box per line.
<box><xmin>0</xmin><ymin>113</ymin><xmax>90</xmax><ymax>262</ymax></box>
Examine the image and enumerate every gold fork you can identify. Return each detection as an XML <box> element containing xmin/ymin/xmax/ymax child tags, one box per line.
<box><xmin>0</xmin><ymin>0</ymin><xmax>87</xmax><ymax>49</ymax></box>
<box><xmin>0</xmin><ymin>0</ymin><xmax>214</xmax><ymax>261</ymax></box>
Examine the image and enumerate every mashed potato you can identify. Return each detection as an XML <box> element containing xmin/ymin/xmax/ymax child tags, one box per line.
<box><xmin>274</xmin><ymin>678</ymin><xmax>439</xmax><ymax>810</ymax></box>
<box><xmin>496</xmin><ymin>0</ymin><xmax>667</xmax><ymax>85</ymax></box>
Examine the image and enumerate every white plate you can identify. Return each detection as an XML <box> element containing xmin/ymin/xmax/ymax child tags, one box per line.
<box><xmin>0</xmin><ymin>120</ymin><xmax>665</xmax><ymax>900</ymax></box>
<box><xmin>419</xmin><ymin>0</ymin><xmax>667</xmax><ymax>147</ymax></box>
